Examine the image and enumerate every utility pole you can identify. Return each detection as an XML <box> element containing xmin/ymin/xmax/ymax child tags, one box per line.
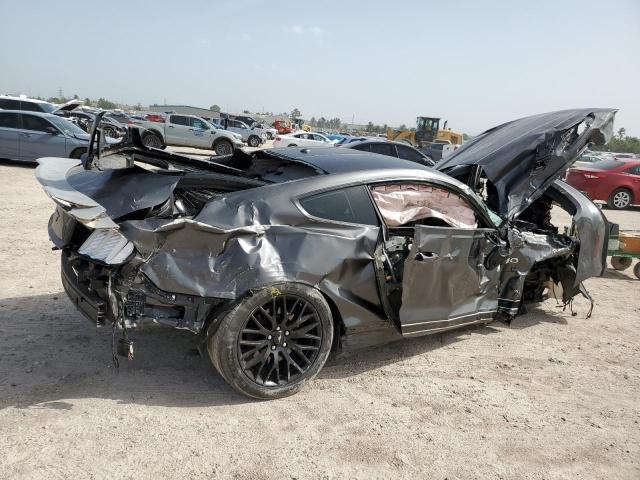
<box><xmin>58</xmin><ymin>87</ymin><xmax>64</xmax><ymax>100</ymax></box>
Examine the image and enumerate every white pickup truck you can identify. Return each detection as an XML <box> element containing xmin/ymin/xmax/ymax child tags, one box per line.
<box><xmin>130</xmin><ymin>114</ymin><xmax>243</xmax><ymax>155</ymax></box>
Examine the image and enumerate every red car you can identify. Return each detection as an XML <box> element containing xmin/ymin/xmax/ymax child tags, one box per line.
<box><xmin>144</xmin><ymin>113</ymin><xmax>166</xmax><ymax>123</ymax></box>
<box><xmin>566</xmin><ymin>159</ymin><xmax>640</xmax><ymax>209</ymax></box>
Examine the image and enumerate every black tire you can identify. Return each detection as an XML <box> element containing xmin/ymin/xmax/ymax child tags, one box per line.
<box><xmin>266</xmin><ymin>132</ymin><xmax>273</xmax><ymax>140</ymax></box>
<box><xmin>214</xmin><ymin>139</ymin><xmax>234</xmax><ymax>156</ymax></box>
<box><xmin>69</xmin><ymin>147</ymin><xmax>87</xmax><ymax>159</ymax></box>
<box><xmin>611</xmin><ymin>256</ymin><xmax>633</xmax><ymax>271</ymax></box>
<box><xmin>142</xmin><ymin>132</ymin><xmax>163</xmax><ymax>149</ymax></box>
<box><xmin>208</xmin><ymin>283</ymin><xmax>333</xmax><ymax>400</ymax></box>
<box><xmin>247</xmin><ymin>135</ymin><xmax>260</xmax><ymax>148</ymax></box>
<box><xmin>287</xmin><ymin>143</ymin><xmax>298</xmax><ymax>147</ymax></box>
<box><xmin>634</xmin><ymin>262</ymin><xmax>640</xmax><ymax>280</ymax></box>
<box><xmin>607</xmin><ymin>188</ymin><xmax>633</xmax><ymax>210</ymax></box>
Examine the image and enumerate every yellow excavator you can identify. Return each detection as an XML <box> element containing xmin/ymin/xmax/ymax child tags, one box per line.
<box><xmin>387</xmin><ymin>116</ymin><xmax>463</xmax><ymax>149</ymax></box>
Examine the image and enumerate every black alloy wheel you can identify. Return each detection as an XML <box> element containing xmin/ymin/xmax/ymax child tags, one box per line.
<box><xmin>237</xmin><ymin>294</ymin><xmax>323</xmax><ymax>386</ymax></box>
<box><xmin>208</xmin><ymin>283</ymin><xmax>333</xmax><ymax>399</ymax></box>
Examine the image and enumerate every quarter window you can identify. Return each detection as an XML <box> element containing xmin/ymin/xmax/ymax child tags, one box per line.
<box><xmin>300</xmin><ymin>185</ymin><xmax>378</xmax><ymax>225</ymax></box>
<box><xmin>625</xmin><ymin>165</ymin><xmax>640</xmax><ymax>176</ymax></box>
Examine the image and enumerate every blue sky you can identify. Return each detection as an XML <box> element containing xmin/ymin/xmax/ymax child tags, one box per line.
<box><xmin>1</xmin><ymin>0</ymin><xmax>639</xmax><ymax>135</ymax></box>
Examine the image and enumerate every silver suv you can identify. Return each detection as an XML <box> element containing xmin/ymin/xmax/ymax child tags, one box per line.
<box><xmin>0</xmin><ymin>111</ymin><xmax>92</xmax><ymax>162</ymax></box>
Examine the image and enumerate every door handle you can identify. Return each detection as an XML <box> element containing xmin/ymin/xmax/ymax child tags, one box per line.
<box><xmin>188</xmin><ymin>128</ymin><xmax>194</xmax><ymax>131</ymax></box>
<box><xmin>21</xmin><ymin>133</ymin><xmax>32</xmax><ymax>137</ymax></box>
<box><xmin>415</xmin><ymin>252</ymin><xmax>438</xmax><ymax>261</ymax></box>
<box><xmin>168</xmin><ymin>125</ymin><xmax>175</xmax><ymax>128</ymax></box>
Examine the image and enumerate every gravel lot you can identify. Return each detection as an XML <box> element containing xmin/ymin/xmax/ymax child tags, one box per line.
<box><xmin>1</xmin><ymin>158</ymin><xmax>639</xmax><ymax>479</ymax></box>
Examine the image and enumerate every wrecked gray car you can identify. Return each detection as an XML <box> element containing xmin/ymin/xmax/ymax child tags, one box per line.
<box><xmin>36</xmin><ymin>108</ymin><xmax>616</xmax><ymax>399</ymax></box>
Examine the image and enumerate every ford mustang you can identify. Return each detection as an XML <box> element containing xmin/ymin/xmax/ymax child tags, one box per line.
<box><xmin>36</xmin><ymin>109</ymin><xmax>616</xmax><ymax>399</ymax></box>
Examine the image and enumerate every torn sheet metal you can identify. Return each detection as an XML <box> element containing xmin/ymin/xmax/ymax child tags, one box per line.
<box><xmin>547</xmin><ymin>181</ymin><xmax>608</xmax><ymax>284</ymax></box>
<box><xmin>437</xmin><ymin>109</ymin><xmax>617</xmax><ymax>219</ymax></box>
<box><xmin>497</xmin><ymin>229</ymin><xmax>574</xmax><ymax>315</ymax></box>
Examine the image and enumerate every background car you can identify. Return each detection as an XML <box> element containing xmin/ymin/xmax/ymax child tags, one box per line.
<box><xmin>341</xmin><ymin>139</ymin><xmax>434</xmax><ymax>166</ymax></box>
<box><xmin>0</xmin><ymin>110</ymin><xmax>91</xmax><ymax>162</ymax></box>
<box><xmin>0</xmin><ymin>94</ymin><xmax>82</xmax><ymax>115</ymax></box>
<box><xmin>273</xmin><ymin>132</ymin><xmax>336</xmax><ymax>148</ymax></box>
<box><xmin>219</xmin><ymin>118</ymin><xmax>264</xmax><ymax>147</ymax></box>
<box><xmin>573</xmin><ymin>152</ymin><xmax>605</xmax><ymax>168</ymax></box>
<box><xmin>565</xmin><ymin>159</ymin><xmax>640</xmax><ymax>209</ymax></box>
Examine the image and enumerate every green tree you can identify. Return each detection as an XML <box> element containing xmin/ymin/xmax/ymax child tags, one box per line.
<box><xmin>291</xmin><ymin>108</ymin><xmax>301</xmax><ymax>120</ymax></box>
<box><xmin>310</xmin><ymin>116</ymin><xmax>317</xmax><ymax>127</ymax></box>
<box><xmin>210</xmin><ymin>104</ymin><xmax>221</xmax><ymax>112</ymax></box>
<box><xmin>84</xmin><ymin>97</ymin><xmax>92</xmax><ymax>106</ymax></box>
<box><xmin>617</xmin><ymin>127</ymin><xmax>626</xmax><ymax>139</ymax></box>
<box><xmin>96</xmin><ymin>98</ymin><xmax>117</xmax><ymax>109</ymax></box>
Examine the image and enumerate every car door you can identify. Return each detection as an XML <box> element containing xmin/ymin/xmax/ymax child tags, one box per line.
<box><xmin>188</xmin><ymin>117</ymin><xmax>214</xmax><ymax>148</ymax></box>
<box><xmin>371</xmin><ymin>182</ymin><xmax>503</xmax><ymax>336</ymax></box>
<box><xmin>165</xmin><ymin>115</ymin><xmax>191</xmax><ymax>145</ymax></box>
<box><xmin>18</xmin><ymin>114</ymin><xmax>68</xmax><ymax>161</ymax></box>
<box><xmin>0</xmin><ymin>112</ymin><xmax>21</xmax><ymax>160</ymax></box>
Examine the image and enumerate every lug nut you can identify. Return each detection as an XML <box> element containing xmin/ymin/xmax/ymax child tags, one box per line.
<box><xmin>284</xmin><ymin>331</ymin><xmax>289</xmax><ymax>336</ymax></box>
<box><xmin>271</xmin><ymin>346</ymin><xmax>276</xmax><ymax>350</ymax></box>
<box><xmin>276</xmin><ymin>326</ymin><xmax>281</xmax><ymax>331</ymax></box>
<box><xmin>283</xmin><ymin>342</ymin><xmax>287</xmax><ymax>347</ymax></box>
<box><xmin>267</xmin><ymin>335</ymin><xmax>272</xmax><ymax>339</ymax></box>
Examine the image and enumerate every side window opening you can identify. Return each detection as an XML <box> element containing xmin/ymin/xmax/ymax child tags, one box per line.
<box><xmin>299</xmin><ymin>185</ymin><xmax>378</xmax><ymax>225</ymax></box>
<box><xmin>370</xmin><ymin>183</ymin><xmax>478</xmax><ymax>229</ymax></box>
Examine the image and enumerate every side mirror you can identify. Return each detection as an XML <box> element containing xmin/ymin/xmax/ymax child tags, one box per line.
<box><xmin>46</xmin><ymin>126</ymin><xmax>59</xmax><ymax>135</ymax></box>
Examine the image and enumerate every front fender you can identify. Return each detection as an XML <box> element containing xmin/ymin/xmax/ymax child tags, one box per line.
<box><xmin>550</xmin><ymin>180</ymin><xmax>609</xmax><ymax>284</ymax></box>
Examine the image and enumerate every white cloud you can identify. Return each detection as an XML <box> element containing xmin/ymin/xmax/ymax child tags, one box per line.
<box><xmin>309</xmin><ymin>26</ymin><xmax>326</xmax><ymax>35</ymax></box>
<box><xmin>289</xmin><ymin>25</ymin><xmax>327</xmax><ymax>36</ymax></box>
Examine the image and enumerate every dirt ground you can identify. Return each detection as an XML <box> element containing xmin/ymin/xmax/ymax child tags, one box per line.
<box><xmin>1</xmin><ymin>159</ymin><xmax>639</xmax><ymax>480</ymax></box>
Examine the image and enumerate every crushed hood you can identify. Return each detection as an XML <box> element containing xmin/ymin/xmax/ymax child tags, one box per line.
<box><xmin>52</xmin><ymin>99</ymin><xmax>83</xmax><ymax>113</ymax></box>
<box><xmin>436</xmin><ymin>108</ymin><xmax>617</xmax><ymax>219</ymax></box>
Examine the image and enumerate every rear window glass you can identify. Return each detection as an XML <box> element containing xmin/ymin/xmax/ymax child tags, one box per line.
<box><xmin>300</xmin><ymin>186</ymin><xmax>378</xmax><ymax>225</ymax></box>
<box><xmin>590</xmin><ymin>160</ymin><xmax>623</xmax><ymax>170</ymax></box>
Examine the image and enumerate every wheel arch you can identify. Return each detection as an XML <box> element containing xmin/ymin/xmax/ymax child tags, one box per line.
<box><xmin>201</xmin><ymin>280</ymin><xmax>345</xmax><ymax>351</ymax></box>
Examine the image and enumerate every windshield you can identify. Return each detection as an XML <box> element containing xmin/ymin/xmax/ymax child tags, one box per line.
<box><xmin>48</xmin><ymin>115</ymin><xmax>88</xmax><ymax>136</ymax></box>
<box><xmin>39</xmin><ymin>103</ymin><xmax>57</xmax><ymax>113</ymax></box>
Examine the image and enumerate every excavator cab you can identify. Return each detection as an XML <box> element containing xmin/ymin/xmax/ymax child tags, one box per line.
<box><xmin>415</xmin><ymin>117</ymin><xmax>441</xmax><ymax>145</ymax></box>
